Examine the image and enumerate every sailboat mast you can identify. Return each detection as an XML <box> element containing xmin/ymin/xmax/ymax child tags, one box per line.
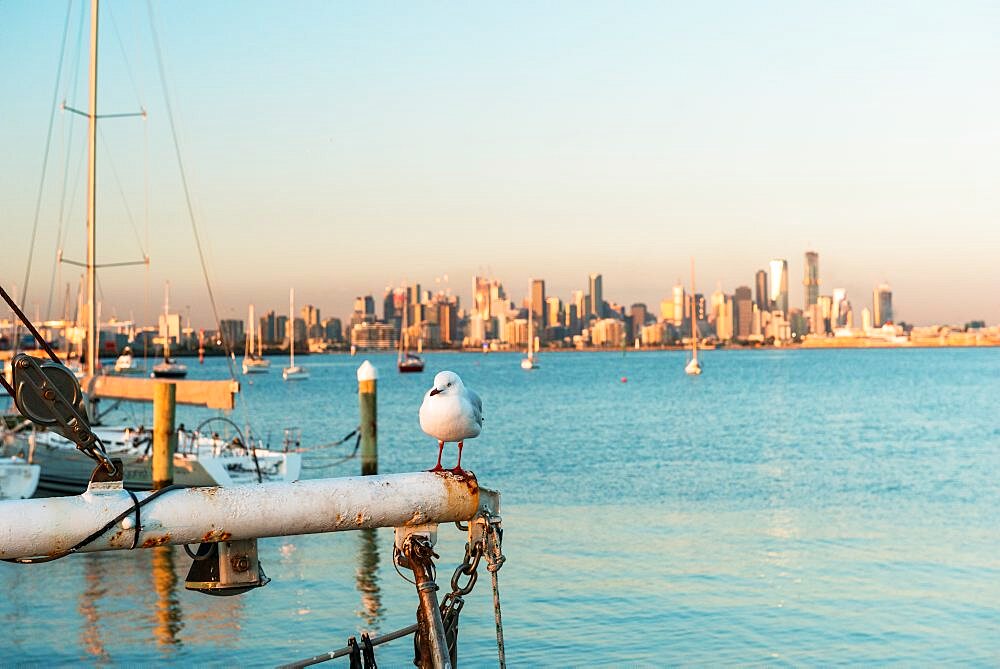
<box><xmin>163</xmin><ymin>282</ymin><xmax>171</xmax><ymax>359</ymax></box>
<box><xmin>85</xmin><ymin>0</ymin><xmax>99</xmax><ymax>377</ymax></box>
<box><xmin>289</xmin><ymin>288</ymin><xmax>295</xmax><ymax>367</ymax></box>
<box><xmin>526</xmin><ymin>283</ymin><xmax>533</xmax><ymax>361</ymax></box>
<box><xmin>690</xmin><ymin>257</ymin><xmax>698</xmax><ymax>360</ymax></box>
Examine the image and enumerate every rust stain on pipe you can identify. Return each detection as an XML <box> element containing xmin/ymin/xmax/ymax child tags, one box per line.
<box><xmin>202</xmin><ymin>529</ymin><xmax>231</xmax><ymax>543</ymax></box>
<box><xmin>141</xmin><ymin>534</ymin><xmax>172</xmax><ymax>548</ymax></box>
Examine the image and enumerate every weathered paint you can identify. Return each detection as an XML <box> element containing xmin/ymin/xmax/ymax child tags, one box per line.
<box><xmin>0</xmin><ymin>471</ymin><xmax>493</xmax><ymax>560</ymax></box>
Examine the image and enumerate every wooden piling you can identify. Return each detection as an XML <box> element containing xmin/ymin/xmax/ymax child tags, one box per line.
<box><xmin>152</xmin><ymin>382</ymin><xmax>176</xmax><ymax>490</ymax></box>
<box><xmin>357</xmin><ymin>361</ymin><xmax>378</xmax><ymax>476</ymax></box>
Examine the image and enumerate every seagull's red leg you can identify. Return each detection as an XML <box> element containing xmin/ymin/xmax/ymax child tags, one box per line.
<box><xmin>429</xmin><ymin>441</ymin><xmax>445</xmax><ymax>472</ymax></box>
<box><xmin>449</xmin><ymin>441</ymin><xmax>468</xmax><ymax>475</ymax></box>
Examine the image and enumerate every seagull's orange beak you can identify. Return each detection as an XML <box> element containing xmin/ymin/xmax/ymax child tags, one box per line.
<box><xmin>429</xmin><ymin>387</ymin><xmax>442</xmax><ymax>396</ymax></box>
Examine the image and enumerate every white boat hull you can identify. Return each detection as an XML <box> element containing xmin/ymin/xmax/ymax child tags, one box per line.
<box><xmin>243</xmin><ymin>360</ymin><xmax>271</xmax><ymax>374</ymax></box>
<box><xmin>1</xmin><ymin>427</ymin><xmax>301</xmax><ymax>495</ymax></box>
<box><xmin>0</xmin><ymin>457</ymin><xmax>41</xmax><ymax>500</ymax></box>
<box><xmin>283</xmin><ymin>366</ymin><xmax>309</xmax><ymax>381</ymax></box>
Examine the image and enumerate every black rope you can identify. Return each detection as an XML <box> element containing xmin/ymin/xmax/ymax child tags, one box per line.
<box><xmin>299</xmin><ymin>434</ymin><xmax>362</xmax><ymax>471</ymax></box>
<box><xmin>2</xmin><ymin>484</ymin><xmax>184</xmax><ymax>564</ymax></box>
<box><xmin>125</xmin><ymin>489</ymin><xmax>141</xmax><ymax>550</ymax></box>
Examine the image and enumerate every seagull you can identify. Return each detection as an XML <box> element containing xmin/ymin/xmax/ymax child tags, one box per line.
<box><xmin>419</xmin><ymin>370</ymin><xmax>483</xmax><ymax>472</ymax></box>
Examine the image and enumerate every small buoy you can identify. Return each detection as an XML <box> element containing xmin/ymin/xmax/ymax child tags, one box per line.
<box><xmin>620</xmin><ymin>376</ymin><xmax>627</xmax><ymax>383</ymax></box>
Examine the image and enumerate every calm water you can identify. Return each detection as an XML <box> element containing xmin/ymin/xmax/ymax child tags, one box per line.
<box><xmin>2</xmin><ymin>349</ymin><xmax>999</xmax><ymax>665</ymax></box>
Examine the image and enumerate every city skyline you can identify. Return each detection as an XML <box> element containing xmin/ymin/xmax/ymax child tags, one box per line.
<box><xmin>3</xmin><ymin>2</ymin><xmax>999</xmax><ymax>326</ymax></box>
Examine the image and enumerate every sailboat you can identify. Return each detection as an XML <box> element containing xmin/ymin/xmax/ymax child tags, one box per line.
<box><xmin>113</xmin><ymin>345</ymin><xmax>144</xmax><ymax>375</ymax></box>
<box><xmin>685</xmin><ymin>258</ymin><xmax>703</xmax><ymax>376</ymax></box>
<box><xmin>0</xmin><ymin>0</ymin><xmax>300</xmax><ymax>493</ymax></box>
<box><xmin>520</xmin><ymin>289</ymin><xmax>539</xmax><ymax>370</ymax></box>
<box><xmin>397</xmin><ymin>289</ymin><xmax>424</xmax><ymax>373</ymax></box>
<box><xmin>242</xmin><ymin>303</ymin><xmax>270</xmax><ymax>374</ymax></box>
<box><xmin>283</xmin><ymin>288</ymin><xmax>309</xmax><ymax>380</ymax></box>
<box><xmin>151</xmin><ymin>282</ymin><xmax>188</xmax><ymax>378</ymax></box>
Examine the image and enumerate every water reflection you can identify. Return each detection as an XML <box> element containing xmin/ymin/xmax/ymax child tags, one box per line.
<box><xmin>77</xmin><ymin>555</ymin><xmax>110</xmax><ymax>663</ymax></box>
<box><xmin>151</xmin><ymin>546</ymin><xmax>183</xmax><ymax>650</ymax></box>
<box><xmin>355</xmin><ymin>529</ymin><xmax>382</xmax><ymax>630</ymax></box>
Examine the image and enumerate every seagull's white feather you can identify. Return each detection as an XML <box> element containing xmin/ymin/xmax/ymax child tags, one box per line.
<box><xmin>419</xmin><ymin>371</ymin><xmax>483</xmax><ymax>443</ymax></box>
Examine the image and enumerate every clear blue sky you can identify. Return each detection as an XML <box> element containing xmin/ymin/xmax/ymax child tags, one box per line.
<box><xmin>2</xmin><ymin>0</ymin><xmax>999</xmax><ymax>327</ymax></box>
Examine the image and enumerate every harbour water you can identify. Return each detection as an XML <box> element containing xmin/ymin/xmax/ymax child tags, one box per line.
<box><xmin>1</xmin><ymin>348</ymin><xmax>998</xmax><ymax>665</ymax></box>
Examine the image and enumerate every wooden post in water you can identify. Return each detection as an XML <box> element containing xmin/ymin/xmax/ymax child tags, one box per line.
<box><xmin>357</xmin><ymin>361</ymin><xmax>378</xmax><ymax>475</ymax></box>
<box><xmin>152</xmin><ymin>382</ymin><xmax>176</xmax><ymax>490</ymax></box>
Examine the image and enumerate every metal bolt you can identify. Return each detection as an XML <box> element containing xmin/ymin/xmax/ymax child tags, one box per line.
<box><xmin>42</xmin><ymin>389</ymin><xmax>56</xmax><ymax>400</ymax></box>
<box><xmin>231</xmin><ymin>555</ymin><xmax>250</xmax><ymax>573</ymax></box>
<box><xmin>18</xmin><ymin>359</ymin><xmax>29</xmax><ymax>369</ymax></box>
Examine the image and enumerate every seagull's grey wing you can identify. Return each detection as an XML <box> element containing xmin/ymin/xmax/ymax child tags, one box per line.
<box><xmin>467</xmin><ymin>388</ymin><xmax>484</xmax><ymax>425</ymax></box>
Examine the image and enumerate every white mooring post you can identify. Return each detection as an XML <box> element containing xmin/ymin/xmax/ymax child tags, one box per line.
<box><xmin>357</xmin><ymin>360</ymin><xmax>378</xmax><ymax>475</ymax></box>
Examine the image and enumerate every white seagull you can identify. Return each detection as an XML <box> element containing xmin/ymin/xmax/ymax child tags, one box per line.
<box><xmin>419</xmin><ymin>370</ymin><xmax>483</xmax><ymax>472</ymax></box>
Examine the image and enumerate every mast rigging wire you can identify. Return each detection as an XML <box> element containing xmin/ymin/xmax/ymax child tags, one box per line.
<box><xmin>145</xmin><ymin>0</ymin><xmax>237</xmax><ymax>382</ymax></box>
<box><xmin>18</xmin><ymin>0</ymin><xmax>73</xmax><ymax>348</ymax></box>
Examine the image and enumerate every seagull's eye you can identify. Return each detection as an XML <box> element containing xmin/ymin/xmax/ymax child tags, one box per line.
<box><xmin>447</xmin><ymin>382</ymin><xmax>452</xmax><ymax>386</ymax></box>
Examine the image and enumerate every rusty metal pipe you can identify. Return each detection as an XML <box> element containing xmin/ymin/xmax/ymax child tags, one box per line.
<box><xmin>406</xmin><ymin>537</ymin><xmax>452</xmax><ymax>669</ymax></box>
<box><xmin>0</xmin><ymin>471</ymin><xmax>483</xmax><ymax>560</ymax></box>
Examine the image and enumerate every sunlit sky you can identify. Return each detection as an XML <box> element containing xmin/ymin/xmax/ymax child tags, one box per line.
<box><xmin>2</xmin><ymin>1</ymin><xmax>999</xmax><ymax>327</ymax></box>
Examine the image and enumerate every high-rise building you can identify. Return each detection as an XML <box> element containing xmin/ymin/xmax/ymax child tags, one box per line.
<box><xmin>531</xmin><ymin>279</ymin><xmax>546</xmax><ymax>327</ymax></box>
<box><xmin>873</xmin><ymin>284</ymin><xmax>893</xmax><ymax>326</ymax></box>
<box><xmin>715</xmin><ymin>295</ymin><xmax>734</xmax><ymax>340</ymax></box>
<box><xmin>588</xmin><ymin>274</ymin><xmax>603</xmax><ymax>319</ymax></box>
<box><xmin>672</xmin><ymin>283</ymin><xmax>685</xmax><ymax>327</ymax></box>
<box><xmin>276</xmin><ymin>315</ymin><xmax>288</xmax><ymax>344</ymax></box>
<box><xmin>693</xmin><ymin>294</ymin><xmax>706</xmax><ymax>322</ymax></box>
<box><xmin>804</xmin><ymin>251</ymin><xmax>820</xmax><ymax>308</ymax></box>
<box><xmin>629</xmin><ymin>303</ymin><xmax>648</xmax><ymax>342</ymax></box>
<box><xmin>817</xmin><ymin>295</ymin><xmax>833</xmax><ymax>334</ymax></box>
<box><xmin>437</xmin><ymin>301</ymin><xmax>458</xmax><ymax>345</ymax></box>
<box><xmin>323</xmin><ymin>318</ymin><xmax>343</xmax><ymax>342</ymax></box>
<box><xmin>218</xmin><ymin>319</ymin><xmax>244</xmax><ymax>351</ymax></box>
<box><xmin>260</xmin><ymin>310</ymin><xmax>277</xmax><ymax>344</ymax></box>
<box><xmin>768</xmin><ymin>259</ymin><xmax>789</xmax><ymax>315</ymax></box>
<box><xmin>832</xmin><ymin>288</ymin><xmax>847</xmax><ymax>328</ymax></box>
<box><xmin>733</xmin><ymin>286</ymin><xmax>753</xmax><ymax>338</ymax></box>
<box><xmin>545</xmin><ymin>297</ymin><xmax>561</xmax><ymax>332</ymax></box>
<box><xmin>754</xmin><ymin>270</ymin><xmax>769</xmax><ymax>312</ymax></box>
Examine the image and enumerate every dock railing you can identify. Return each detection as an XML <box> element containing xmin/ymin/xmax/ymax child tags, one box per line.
<box><xmin>0</xmin><ymin>470</ymin><xmax>502</xmax><ymax>669</ymax></box>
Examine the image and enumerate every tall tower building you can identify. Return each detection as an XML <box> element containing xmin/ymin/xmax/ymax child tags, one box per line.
<box><xmin>831</xmin><ymin>288</ymin><xmax>847</xmax><ymax>328</ymax></box>
<box><xmin>768</xmin><ymin>259</ymin><xmax>789</xmax><ymax>315</ymax></box>
<box><xmin>873</xmin><ymin>284</ymin><xmax>893</xmax><ymax>327</ymax></box>
<box><xmin>755</xmin><ymin>270</ymin><xmax>769</xmax><ymax>312</ymax></box>
<box><xmin>804</xmin><ymin>251</ymin><xmax>820</xmax><ymax>308</ymax></box>
<box><xmin>531</xmin><ymin>279</ymin><xmax>546</xmax><ymax>327</ymax></box>
<box><xmin>672</xmin><ymin>283</ymin><xmax>685</xmax><ymax>327</ymax></box>
<box><xmin>588</xmin><ymin>273</ymin><xmax>603</xmax><ymax>319</ymax></box>
<box><xmin>733</xmin><ymin>286</ymin><xmax>753</xmax><ymax>338</ymax></box>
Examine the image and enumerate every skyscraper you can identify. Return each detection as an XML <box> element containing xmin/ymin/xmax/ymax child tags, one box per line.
<box><xmin>588</xmin><ymin>274</ymin><xmax>603</xmax><ymax>319</ymax></box>
<box><xmin>671</xmin><ymin>283</ymin><xmax>685</xmax><ymax>327</ymax></box>
<box><xmin>804</xmin><ymin>251</ymin><xmax>819</xmax><ymax>308</ymax></box>
<box><xmin>873</xmin><ymin>284</ymin><xmax>893</xmax><ymax>327</ymax></box>
<box><xmin>754</xmin><ymin>270</ymin><xmax>769</xmax><ymax>312</ymax></box>
<box><xmin>733</xmin><ymin>286</ymin><xmax>753</xmax><ymax>338</ymax></box>
<box><xmin>531</xmin><ymin>279</ymin><xmax>546</xmax><ymax>327</ymax></box>
<box><xmin>768</xmin><ymin>259</ymin><xmax>789</xmax><ymax>315</ymax></box>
